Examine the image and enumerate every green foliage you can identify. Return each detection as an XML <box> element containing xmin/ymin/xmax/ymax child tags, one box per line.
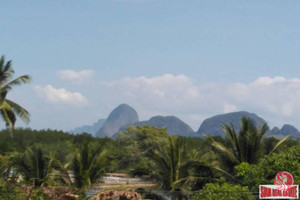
<box><xmin>115</xmin><ymin>126</ymin><xmax>169</xmax><ymax>173</ymax></box>
<box><xmin>0</xmin><ymin>122</ymin><xmax>298</xmax><ymax>199</ymax></box>
<box><xmin>263</xmin><ymin>137</ymin><xmax>280</xmax><ymax>155</ymax></box>
<box><xmin>12</xmin><ymin>146</ymin><xmax>54</xmax><ymax>187</ymax></box>
<box><xmin>0</xmin><ymin>152</ymin><xmax>28</xmax><ymax>199</ymax></box>
<box><xmin>147</xmin><ymin>135</ymin><xmax>196</xmax><ymax>200</ymax></box>
<box><xmin>235</xmin><ymin>162</ymin><xmax>265</xmax><ymax>191</ymax></box>
<box><xmin>183</xmin><ymin>151</ymin><xmax>219</xmax><ymax>191</ymax></box>
<box><xmin>0</xmin><ymin>186</ymin><xmax>28</xmax><ymax>200</ymax></box>
<box><xmin>192</xmin><ymin>178</ymin><xmax>255</xmax><ymax>200</ymax></box>
<box><xmin>149</xmin><ymin>136</ymin><xmax>187</xmax><ymax>191</ymax></box>
<box><xmin>0</xmin><ymin>154</ymin><xmax>10</xmax><ymax>185</ymax></box>
<box><xmin>236</xmin><ymin>145</ymin><xmax>300</xmax><ymax>191</ymax></box>
<box><xmin>0</xmin><ymin>128</ymin><xmax>113</xmax><ymax>154</ymax></box>
<box><xmin>72</xmin><ymin>143</ymin><xmax>107</xmax><ymax>192</ymax></box>
<box><xmin>206</xmin><ymin>117</ymin><xmax>289</xmax><ymax>173</ymax></box>
<box><xmin>0</xmin><ymin>129</ymin><xmax>72</xmax><ymax>153</ymax></box>
<box><xmin>117</xmin><ymin>126</ymin><xmax>169</xmax><ymax>150</ymax></box>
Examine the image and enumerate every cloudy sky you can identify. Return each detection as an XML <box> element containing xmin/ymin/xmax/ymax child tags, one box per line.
<box><xmin>1</xmin><ymin>0</ymin><xmax>300</xmax><ymax>131</ymax></box>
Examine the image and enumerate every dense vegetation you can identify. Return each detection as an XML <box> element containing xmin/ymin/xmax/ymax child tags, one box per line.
<box><xmin>0</xmin><ymin>125</ymin><xmax>298</xmax><ymax>199</ymax></box>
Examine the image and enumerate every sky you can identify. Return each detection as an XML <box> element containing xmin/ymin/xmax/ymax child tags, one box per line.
<box><xmin>1</xmin><ymin>0</ymin><xmax>300</xmax><ymax>131</ymax></box>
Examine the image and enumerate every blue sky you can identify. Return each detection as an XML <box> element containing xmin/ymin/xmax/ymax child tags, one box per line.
<box><xmin>1</xmin><ymin>0</ymin><xmax>300</xmax><ymax>131</ymax></box>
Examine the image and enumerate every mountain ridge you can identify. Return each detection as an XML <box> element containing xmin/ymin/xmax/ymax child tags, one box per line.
<box><xmin>69</xmin><ymin>119</ymin><xmax>106</xmax><ymax>135</ymax></box>
<box><xmin>69</xmin><ymin>104</ymin><xmax>300</xmax><ymax>138</ymax></box>
<box><xmin>119</xmin><ymin>115</ymin><xmax>196</xmax><ymax>137</ymax></box>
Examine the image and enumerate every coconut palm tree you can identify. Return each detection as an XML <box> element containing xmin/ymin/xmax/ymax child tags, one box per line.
<box><xmin>0</xmin><ymin>56</ymin><xmax>30</xmax><ymax>136</ymax></box>
<box><xmin>149</xmin><ymin>136</ymin><xmax>191</xmax><ymax>200</ymax></box>
<box><xmin>206</xmin><ymin>117</ymin><xmax>290</xmax><ymax>173</ymax></box>
<box><xmin>72</xmin><ymin>143</ymin><xmax>107</xmax><ymax>193</ymax></box>
<box><xmin>149</xmin><ymin>136</ymin><xmax>222</xmax><ymax>198</ymax></box>
<box><xmin>13</xmin><ymin>146</ymin><xmax>54</xmax><ymax>187</ymax></box>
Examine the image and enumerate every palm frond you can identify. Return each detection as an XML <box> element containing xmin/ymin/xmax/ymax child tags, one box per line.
<box><xmin>205</xmin><ymin>134</ymin><xmax>239</xmax><ymax>164</ymax></box>
<box><xmin>0</xmin><ymin>105</ymin><xmax>16</xmax><ymax>137</ymax></box>
<box><xmin>13</xmin><ymin>146</ymin><xmax>54</xmax><ymax>187</ymax></box>
<box><xmin>0</xmin><ymin>56</ymin><xmax>14</xmax><ymax>84</ymax></box>
<box><xmin>0</xmin><ymin>107</ymin><xmax>13</xmax><ymax>127</ymax></box>
<box><xmin>267</xmin><ymin>135</ymin><xmax>290</xmax><ymax>156</ymax></box>
<box><xmin>6</xmin><ymin>99</ymin><xmax>30</xmax><ymax>123</ymax></box>
<box><xmin>2</xmin><ymin>75</ymin><xmax>31</xmax><ymax>91</ymax></box>
<box><xmin>222</xmin><ymin>123</ymin><xmax>242</xmax><ymax>162</ymax></box>
<box><xmin>71</xmin><ymin>143</ymin><xmax>107</xmax><ymax>191</ymax></box>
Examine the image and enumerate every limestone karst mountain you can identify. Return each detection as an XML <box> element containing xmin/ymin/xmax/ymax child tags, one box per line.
<box><xmin>95</xmin><ymin>104</ymin><xmax>139</xmax><ymax>137</ymax></box>
<box><xmin>267</xmin><ymin>124</ymin><xmax>300</xmax><ymax>139</ymax></box>
<box><xmin>197</xmin><ymin>111</ymin><xmax>266</xmax><ymax>137</ymax></box>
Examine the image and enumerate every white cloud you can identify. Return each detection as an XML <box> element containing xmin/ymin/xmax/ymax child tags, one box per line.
<box><xmin>24</xmin><ymin>74</ymin><xmax>300</xmax><ymax>131</ymax></box>
<box><xmin>101</xmin><ymin>74</ymin><xmax>300</xmax><ymax>129</ymax></box>
<box><xmin>223</xmin><ymin>104</ymin><xmax>238</xmax><ymax>113</ymax></box>
<box><xmin>58</xmin><ymin>69</ymin><xmax>94</xmax><ymax>83</ymax></box>
<box><xmin>103</xmin><ymin>74</ymin><xmax>200</xmax><ymax>112</ymax></box>
<box><xmin>281</xmin><ymin>102</ymin><xmax>293</xmax><ymax>117</ymax></box>
<box><xmin>252</xmin><ymin>76</ymin><xmax>286</xmax><ymax>86</ymax></box>
<box><xmin>34</xmin><ymin>85</ymin><xmax>88</xmax><ymax>106</ymax></box>
<box><xmin>229</xmin><ymin>77</ymin><xmax>300</xmax><ymax>117</ymax></box>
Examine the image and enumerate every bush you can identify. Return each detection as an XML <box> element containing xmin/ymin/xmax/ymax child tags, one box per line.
<box><xmin>192</xmin><ymin>178</ymin><xmax>255</xmax><ymax>200</ymax></box>
<box><xmin>236</xmin><ymin>145</ymin><xmax>300</xmax><ymax>191</ymax></box>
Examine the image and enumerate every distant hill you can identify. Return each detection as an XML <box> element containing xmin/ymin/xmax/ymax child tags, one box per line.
<box><xmin>267</xmin><ymin>124</ymin><xmax>300</xmax><ymax>139</ymax></box>
<box><xmin>196</xmin><ymin>111</ymin><xmax>300</xmax><ymax>138</ymax></box>
<box><xmin>197</xmin><ymin>111</ymin><xmax>266</xmax><ymax>137</ymax></box>
<box><xmin>95</xmin><ymin>104</ymin><xmax>139</xmax><ymax>137</ymax></box>
<box><xmin>69</xmin><ymin>119</ymin><xmax>105</xmax><ymax>135</ymax></box>
<box><xmin>119</xmin><ymin>116</ymin><xmax>196</xmax><ymax>137</ymax></box>
<box><xmin>70</xmin><ymin>105</ymin><xmax>300</xmax><ymax>139</ymax></box>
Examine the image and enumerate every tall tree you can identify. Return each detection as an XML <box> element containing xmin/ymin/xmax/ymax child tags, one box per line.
<box><xmin>0</xmin><ymin>56</ymin><xmax>30</xmax><ymax>136</ymax></box>
<box><xmin>13</xmin><ymin>146</ymin><xmax>54</xmax><ymax>187</ymax></box>
<box><xmin>72</xmin><ymin>143</ymin><xmax>107</xmax><ymax>193</ymax></box>
<box><xmin>149</xmin><ymin>136</ymin><xmax>190</xmax><ymax>200</ymax></box>
<box><xmin>206</xmin><ymin>117</ymin><xmax>289</xmax><ymax>173</ymax></box>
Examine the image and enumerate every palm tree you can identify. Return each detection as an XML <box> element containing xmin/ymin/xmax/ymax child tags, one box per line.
<box><xmin>149</xmin><ymin>136</ymin><xmax>190</xmax><ymax>200</ymax></box>
<box><xmin>13</xmin><ymin>146</ymin><xmax>54</xmax><ymax>187</ymax></box>
<box><xmin>72</xmin><ymin>143</ymin><xmax>107</xmax><ymax>193</ymax></box>
<box><xmin>0</xmin><ymin>56</ymin><xmax>30</xmax><ymax>136</ymax></box>
<box><xmin>206</xmin><ymin>117</ymin><xmax>289</xmax><ymax>173</ymax></box>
